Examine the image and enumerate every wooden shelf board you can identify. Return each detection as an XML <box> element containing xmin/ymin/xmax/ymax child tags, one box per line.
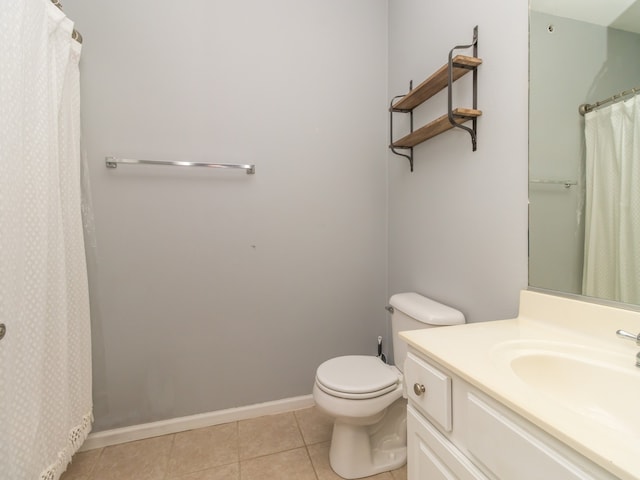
<box><xmin>391</xmin><ymin>55</ymin><xmax>482</xmax><ymax>112</ymax></box>
<box><xmin>391</xmin><ymin>108</ymin><xmax>482</xmax><ymax>148</ymax></box>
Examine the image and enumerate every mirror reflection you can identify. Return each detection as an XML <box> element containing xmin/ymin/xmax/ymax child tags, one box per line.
<box><xmin>529</xmin><ymin>0</ymin><xmax>640</xmax><ymax>305</ymax></box>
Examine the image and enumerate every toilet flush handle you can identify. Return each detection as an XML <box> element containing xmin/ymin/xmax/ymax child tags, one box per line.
<box><xmin>413</xmin><ymin>383</ymin><xmax>426</xmax><ymax>396</ymax></box>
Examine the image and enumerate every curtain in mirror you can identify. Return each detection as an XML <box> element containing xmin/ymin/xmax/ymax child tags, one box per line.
<box><xmin>583</xmin><ymin>95</ymin><xmax>640</xmax><ymax>303</ymax></box>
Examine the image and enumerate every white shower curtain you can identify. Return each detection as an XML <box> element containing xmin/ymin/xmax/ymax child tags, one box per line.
<box><xmin>0</xmin><ymin>1</ymin><xmax>92</xmax><ymax>479</ymax></box>
<box><xmin>582</xmin><ymin>94</ymin><xmax>640</xmax><ymax>304</ymax></box>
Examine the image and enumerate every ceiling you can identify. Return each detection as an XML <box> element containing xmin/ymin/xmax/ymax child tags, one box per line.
<box><xmin>532</xmin><ymin>0</ymin><xmax>640</xmax><ymax>34</ymax></box>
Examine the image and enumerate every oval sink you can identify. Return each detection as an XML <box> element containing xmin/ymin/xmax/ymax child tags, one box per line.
<box><xmin>506</xmin><ymin>348</ymin><xmax>640</xmax><ymax>437</ymax></box>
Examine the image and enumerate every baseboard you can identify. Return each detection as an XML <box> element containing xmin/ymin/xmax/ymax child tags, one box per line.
<box><xmin>80</xmin><ymin>394</ymin><xmax>315</xmax><ymax>451</ymax></box>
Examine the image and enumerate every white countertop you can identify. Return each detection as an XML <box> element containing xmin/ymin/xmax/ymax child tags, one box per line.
<box><xmin>400</xmin><ymin>290</ymin><xmax>640</xmax><ymax>480</ymax></box>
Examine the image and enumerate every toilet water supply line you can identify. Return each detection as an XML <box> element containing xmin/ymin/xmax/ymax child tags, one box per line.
<box><xmin>378</xmin><ymin>336</ymin><xmax>387</xmax><ymax>363</ymax></box>
<box><xmin>379</xmin><ymin>304</ymin><xmax>394</xmax><ymax>363</ymax></box>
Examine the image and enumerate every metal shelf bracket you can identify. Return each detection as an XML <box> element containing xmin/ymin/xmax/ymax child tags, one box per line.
<box><xmin>389</xmin><ymin>90</ymin><xmax>415</xmax><ymax>172</ymax></box>
<box><xmin>447</xmin><ymin>26</ymin><xmax>479</xmax><ymax>150</ymax></box>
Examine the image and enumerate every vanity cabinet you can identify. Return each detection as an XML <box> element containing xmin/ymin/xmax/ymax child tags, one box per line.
<box><xmin>404</xmin><ymin>350</ymin><xmax>618</xmax><ymax>480</ymax></box>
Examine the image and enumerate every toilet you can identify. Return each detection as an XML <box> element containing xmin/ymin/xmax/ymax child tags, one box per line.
<box><xmin>313</xmin><ymin>292</ymin><xmax>465</xmax><ymax>479</ymax></box>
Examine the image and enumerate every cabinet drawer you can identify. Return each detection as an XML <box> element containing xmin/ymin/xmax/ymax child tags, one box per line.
<box><xmin>405</xmin><ymin>352</ymin><xmax>452</xmax><ymax>431</ymax></box>
<box><xmin>408</xmin><ymin>405</ymin><xmax>488</xmax><ymax>480</ymax></box>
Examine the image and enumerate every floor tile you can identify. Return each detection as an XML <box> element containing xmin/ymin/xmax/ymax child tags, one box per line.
<box><xmin>308</xmin><ymin>441</ymin><xmax>395</xmax><ymax>480</ymax></box>
<box><xmin>167</xmin><ymin>423</ymin><xmax>238</xmax><ymax>477</ymax></box>
<box><xmin>69</xmin><ymin>408</ymin><xmax>403</xmax><ymax>480</ymax></box>
<box><xmin>238</xmin><ymin>412</ymin><xmax>304</xmax><ymax>460</ymax></box>
<box><xmin>166</xmin><ymin>462</ymin><xmax>239</xmax><ymax>480</ymax></box>
<box><xmin>90</xmin><ymin>435</ymin><xmax>173</xmax><ymax>480</ymax></box>
<box><xmin>240</xmin><ymin>447</ymin><xmax>317</xmax><ymax>480</ymax></box>
<box><xmin>294</xmin><ymin>407</ymin><xmax>333</xmax><ymax>445</ymax></box>
<box><xmin>391</xmin><ymin>464</ymin><xmax>407</xmax><ymax>480</ymax></box>
<box><xmin>60</xmin><ymin>448</ymin><xmax>102</xmax><ymax>480</ymax></box>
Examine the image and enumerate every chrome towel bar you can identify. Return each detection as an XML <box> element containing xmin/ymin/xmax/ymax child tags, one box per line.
<box><xmin>529</xmin><ymin>179</ymin><xmax>576</xmax><ymax>188</ymax></box>
<box><xmin>105</xmin><ymin>157</ymin><xmax>255</xmax><ymax>174</ymax></box>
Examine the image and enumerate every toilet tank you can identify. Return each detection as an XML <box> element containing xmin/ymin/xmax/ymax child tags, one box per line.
<box><xmin>389</xmin><ymin>292</ymin><xmax>465</xmax><ymax>371</ymax></box>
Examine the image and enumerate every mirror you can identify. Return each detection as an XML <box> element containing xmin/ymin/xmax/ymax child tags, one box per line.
<box><xmin>529</xmin><ymin>0</ymin><xmax>640</xmax><ymax>306</ymax></box>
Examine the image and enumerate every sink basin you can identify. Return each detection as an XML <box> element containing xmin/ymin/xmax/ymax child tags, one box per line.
<box><xmin>493</xmin><ymin>341</ymin><xmax>640</xmax><ymax>438</ymax></box>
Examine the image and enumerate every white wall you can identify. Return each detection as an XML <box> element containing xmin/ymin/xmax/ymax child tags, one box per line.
<box><xmin>63</xmin><ymin>0</ymin><xmax>531</xmax><ymax>431</ymax></box>
<box><xmin>64</xmin><ymin>0</ymin><xmax>389</xmax><ymax>431</ymax></box>
<box><xmin>387</xmin><ymin>0</ymin><xmax>529</xmax><ymax>326</ymax></box>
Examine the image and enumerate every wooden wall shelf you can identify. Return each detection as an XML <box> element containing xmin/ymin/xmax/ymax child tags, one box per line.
<box><xmin>389</xmin><ymin>26</ymin><xmax>481</xmax><ymax>171</ymax></box>
<box><xmin>391</xmin><ymin>56</ymin><xmax>482</xmax><ymax>113</ymax></box>
<box><xmin>392</xmin><ymin>109</ymin><xmax>482</xmax><ymax>148</ymax></box>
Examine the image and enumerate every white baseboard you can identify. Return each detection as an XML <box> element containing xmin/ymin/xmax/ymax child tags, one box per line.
<box><xmin>80</xmin><ymin>394</ymin><xmax>315</xmax><ymax>451</ymax></box>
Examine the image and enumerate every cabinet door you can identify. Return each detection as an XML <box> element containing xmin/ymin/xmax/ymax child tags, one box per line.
<box><xmin>405</xmin><ymin>352</ymin><xmax>452</xmax><ymax>431</ymax></box>
<box><xmin>408</xmin><ymin>405</ymin><xmax>488</xmax><ymax>480</ymax></box>
<box><xmin>466</xmin><ymin>394</ymin><xmax>611</xmax><ymax>480</ymax></box>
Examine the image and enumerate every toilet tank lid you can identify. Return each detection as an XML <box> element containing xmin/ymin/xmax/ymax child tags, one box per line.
<box><xmin>389</xmin><ymin>292</ymin><xmax>465</xmax><ymax>326</ymax></box>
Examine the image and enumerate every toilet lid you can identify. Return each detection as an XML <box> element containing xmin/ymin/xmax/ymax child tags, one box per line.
<box><xmin>316</xmin><ymin>355</ymin><xmax>399</xmax><ymax>395</ymax></box>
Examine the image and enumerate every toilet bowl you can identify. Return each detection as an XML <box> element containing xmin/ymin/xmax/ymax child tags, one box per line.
<box><xmin>313</xmin><ymin>293</ymin><xmax>465</xmax><ymax>479</ymax></box>
<box><xmin>313</xmin><ymin>356</ymin><xmax>406</xmax><ymax>479</ymax></box>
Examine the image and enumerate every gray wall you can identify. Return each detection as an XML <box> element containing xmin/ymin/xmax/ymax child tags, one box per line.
<box><xmin>64</xmin><ymin>0</ymin><xmax>532</xmax><ymax>432</ymax></box>
<box><xmin>387</xmin><ymin>0</ymin><xmax>529</xmax><ymax>326</ymax></box>
<box><xmin>65</xmin><ymin>0</ymin><xmax>389</xmax><ymax>432</ymax></box>
<box><xmin>529</xmin><ymin>12</ymin><xmax>640</xmax><ymax>295</ymax></box>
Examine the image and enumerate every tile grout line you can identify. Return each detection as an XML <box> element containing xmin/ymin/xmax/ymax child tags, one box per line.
<box><xmin>85</xmin><ymin>446</ymin><xmax>104</xmax><ymax>480</ymax></box>
<box><xmin>293</xmin><ymin>409</ymin><xmax>320</xmax><ymax>480</ymax></box>
<box><xmin>305</xmin><ymin>444</ymin><xmax>321</xmax><ymax>480</ymax></box>
<box><xmin>160</xmin><ymin>433</ymin><xmax>177</xmax><ymax>480</ymax></box>
<box><xmin>292</xmin><ymin>410</ymin><xmax>305</xmax><ymax>445</ymax></box>
<box><xmin>236</xmin><ymin>421</ymin><xmax>242</xmax><ymax>480</ymax></box>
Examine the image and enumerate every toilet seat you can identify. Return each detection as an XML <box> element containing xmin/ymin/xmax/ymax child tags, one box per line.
<box><xmin>315</xmin><ymin>355</ymin><xmax>399</xmax><ymax>399</ymax></box>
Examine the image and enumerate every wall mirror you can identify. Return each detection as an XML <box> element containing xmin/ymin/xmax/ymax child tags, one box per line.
<box><xmin>529</xmin><ymin>0</ymin><xmax>640</xmax><ymax>307</ymax></box>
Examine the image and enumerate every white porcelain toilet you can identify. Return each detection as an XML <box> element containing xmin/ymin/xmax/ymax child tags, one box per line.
<box><xmin>313</xmin><ymin>292</ymin><xmax>465</xmax><ymax>479</ymax></box>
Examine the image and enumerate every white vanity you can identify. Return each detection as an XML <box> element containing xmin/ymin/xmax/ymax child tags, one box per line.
<box><xmin>400</xmin><ymin>290</ymin><xmax>640</xmax><ymax>480</ymax></box>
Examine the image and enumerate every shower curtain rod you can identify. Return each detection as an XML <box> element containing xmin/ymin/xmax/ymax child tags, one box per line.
<box><xmin>50</xmin><ymin>0</ymin><xmax>83</xmax><ymax>44</ymax></box>
<box><xmin>579</xmin><ymin>85</ymin><xmax>639</xmax><ymax>116</ymax></box>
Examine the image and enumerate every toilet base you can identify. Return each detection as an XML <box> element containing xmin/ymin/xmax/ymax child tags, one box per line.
<box><xmin>328</xmin><ymin>398</ymin><xmax>407</xmax><ymax>479</ymax></box>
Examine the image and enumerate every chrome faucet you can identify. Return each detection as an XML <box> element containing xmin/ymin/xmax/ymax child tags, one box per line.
<box><xmin>616</xmin><ymin>329</ymin><xmax>640</xmax><ymax>367</ymax></box>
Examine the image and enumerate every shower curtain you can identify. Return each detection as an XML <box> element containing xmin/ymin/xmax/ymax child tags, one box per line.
<box><xmin>0</xmin><ymin>1</ymin><xmax>92</xmax><ymax>479</ymax></box>
<box><xmin>582</xmin><ymin>94</ymin><xmax>640</xmax><ymax>304</ymax></box>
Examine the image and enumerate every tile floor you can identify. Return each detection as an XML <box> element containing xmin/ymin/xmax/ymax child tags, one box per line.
<box><xmin>60</xmin><ymin>407</ymin><xmax>407</xmax><ymax>480</ymax></box>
